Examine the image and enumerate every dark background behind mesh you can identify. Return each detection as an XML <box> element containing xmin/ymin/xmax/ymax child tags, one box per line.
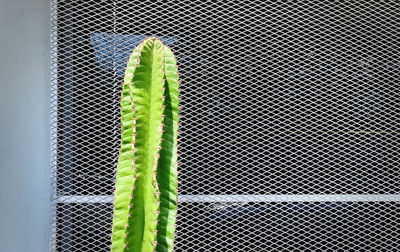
<box><xmin>51</xmin><ymin>1</ymin><xmax>400</xmax><ymax>251</ymax></box>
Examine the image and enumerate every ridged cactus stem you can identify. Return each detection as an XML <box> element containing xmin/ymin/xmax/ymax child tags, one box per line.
<box><xmin>111</xmin><ymin>38</ymin><xmax>180</xmax><ymax>252</ymax></box>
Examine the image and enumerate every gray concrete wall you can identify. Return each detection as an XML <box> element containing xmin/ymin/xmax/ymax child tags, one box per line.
<box><xmin>0</xmin><ymin>0</ymin><xmax>50</xmax><ymax>251</ymax></box>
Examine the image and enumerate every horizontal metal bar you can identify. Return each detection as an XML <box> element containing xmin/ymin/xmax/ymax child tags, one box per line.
<box><xmin>57</xmin><ymin>196</ymin><xmax>113</xmax><ymax>203</ymax></box>
<box><xmin>57</xmin><ymin>194</ymin><xmax>400</xmax><ymax>203</ymax></box>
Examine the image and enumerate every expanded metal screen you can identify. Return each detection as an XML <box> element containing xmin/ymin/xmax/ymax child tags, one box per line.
<box><xmin>50</xmin><ymin>1</ymin><xmax>400</xmax><ymax>251</ymax></box>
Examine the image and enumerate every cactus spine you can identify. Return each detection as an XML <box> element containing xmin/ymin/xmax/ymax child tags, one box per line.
<box><xmin>111</xmin><ymin>38</ymin><xmax>180</xmax><ymax>252</ymax></box>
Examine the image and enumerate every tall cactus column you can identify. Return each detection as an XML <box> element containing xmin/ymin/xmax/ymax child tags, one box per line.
<box><xmin>111</xmin><ymin>38</ymin><xmax>181</xmax><ymax>252</ymax></box>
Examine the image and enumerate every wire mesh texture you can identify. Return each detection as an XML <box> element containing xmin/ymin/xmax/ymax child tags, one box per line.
<box><xmin>50</xmin><ymin>1</ymin><xmax>400</xmax><ymax>251</ymax></box>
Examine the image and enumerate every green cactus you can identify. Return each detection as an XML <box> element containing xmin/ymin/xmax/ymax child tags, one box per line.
<box><xmin>111</xmin><ymin>38</ymin><xmax>181</xmax><ymax>252</ymax></box>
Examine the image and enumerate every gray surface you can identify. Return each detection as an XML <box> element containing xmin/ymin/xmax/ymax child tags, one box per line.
<box><xmin>0</xmin><ymin>0</ymin><xmax>50</xmax><ymax>251</ymax></box>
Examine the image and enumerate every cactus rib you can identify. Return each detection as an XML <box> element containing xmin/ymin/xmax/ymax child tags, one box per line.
<box><xmin>156</xmin><ymin>46</ymin><xmax>180</xmax><ymax>252</ymax></box>
<box><xmin>111</xmin><ymin>38</ymin><xmax>180</xmax><ymax>252</ymax></box>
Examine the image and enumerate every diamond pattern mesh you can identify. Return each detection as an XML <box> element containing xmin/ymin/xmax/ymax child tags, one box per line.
<box><xmin>50</xmin><ymin>1</ymin><xmax>400</xmax><ymax>251</ymax></box>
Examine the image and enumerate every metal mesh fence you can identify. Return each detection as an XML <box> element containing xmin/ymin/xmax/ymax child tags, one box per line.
<box><xmin>50</xmin><ymin>1</ymin><xmax>400</xmax><ymax>251</ymax></box>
